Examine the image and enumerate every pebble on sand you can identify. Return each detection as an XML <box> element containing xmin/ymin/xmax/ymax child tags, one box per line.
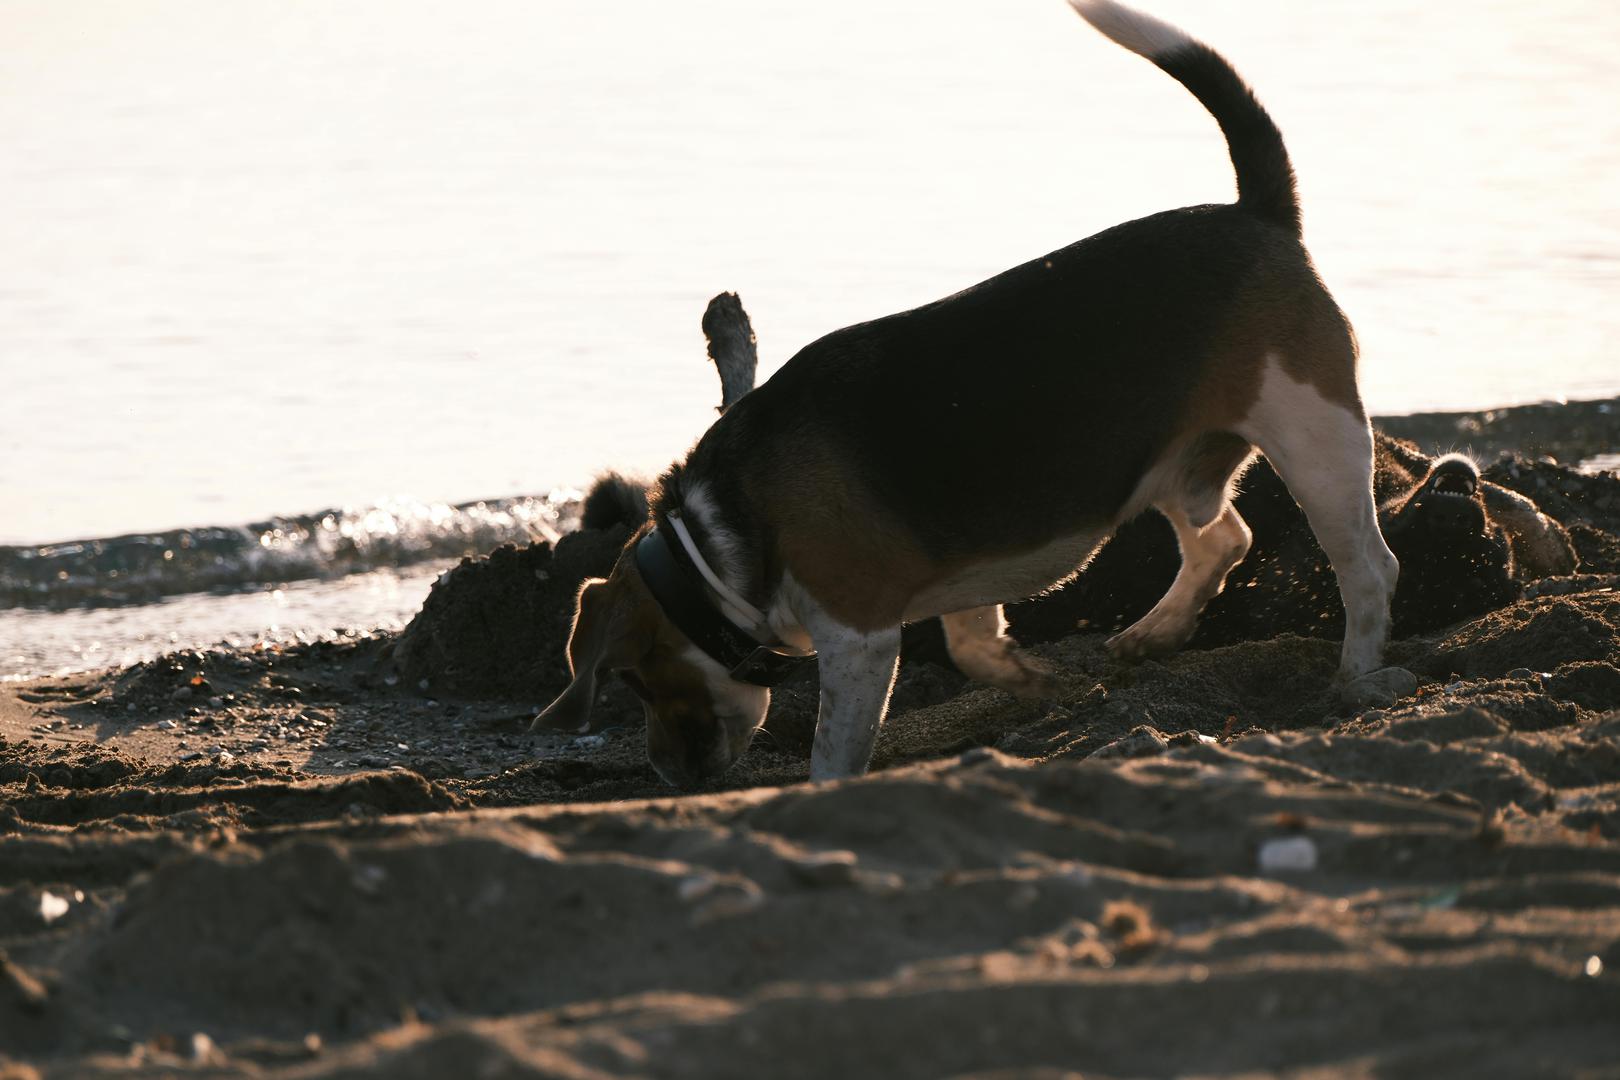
<box><xmin>38</xmin><ymin>892</ymin><xmax>69</xmax><ymax>924</ymax></box>
<box><xmin>1258</xmin><ymin>836</ymin><xmax>1320</xmax><ymax>874</ymax></box>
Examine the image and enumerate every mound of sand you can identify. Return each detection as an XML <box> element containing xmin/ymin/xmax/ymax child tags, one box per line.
<box><xmin>2</xmin><ymin>424</ymin><xmax>1618</xmax><ymax>1077</ymax></box>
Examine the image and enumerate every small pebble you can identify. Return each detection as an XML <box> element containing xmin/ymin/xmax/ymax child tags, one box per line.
<box><xmin>853</xmin><ymin>870</ymin><xmax>904</xmax><ymax>897</ymax></box>
<box><xmin>1258</xmin><ymin>835</ymin><xmax>1319</xmax><ymax>874</ymax></box>
<box><xmin>351</xmin><ymin>864</ymin><xmax>388</xmax><ymax>895</ymax></box>
<box><xmin>39</xmin><ymin>890</ymin><xmax>70</xmax><ymax>924</ymax></box>
<box><xmin>190</xmin><ymin>1032</ymin><xmax>221</xmax><ymax>1064</ymax></box>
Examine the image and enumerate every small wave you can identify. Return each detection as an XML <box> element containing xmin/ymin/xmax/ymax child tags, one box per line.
<box><xmin>1579</xmin><ymin>453</ymin><xmax>1620</xmax><ymax>476</ymax></box>
<box><xmin>0</xmin><ymin>492</ymin><xmax>583</xmax><ymax>612</ymax></box>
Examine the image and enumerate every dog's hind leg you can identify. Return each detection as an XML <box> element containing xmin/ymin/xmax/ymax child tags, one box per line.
<box><xmin>941</xmin><ymin>605</ymin><xmax>1059</xmax><ymax>698</ymax></box>
<box><xmin>1108</xmin><ymin>503</ymin><xmax>1252</xmax><ymax>660</ymax></box>
<box><xmin>1109</xmin><ymin>432</ymin><xmax>1256</xmax><ymax>661</ymax></box>
<box><xmin>1237</xmin><ymin>364</ymin><xmax>1399</xmax><ymax>680</ymax></box>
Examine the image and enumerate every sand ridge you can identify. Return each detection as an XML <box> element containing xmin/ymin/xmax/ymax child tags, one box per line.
<box><xmin>2</xmin><ymin>423</ymin><xmax>1619</xmax><ymax>1077</ymax></box>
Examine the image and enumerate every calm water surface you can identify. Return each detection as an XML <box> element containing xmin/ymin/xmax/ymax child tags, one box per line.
<box><xmin>2</xmin><ymin>0</ymin><xmax>1618</xmax><ymax>675</ymax></box>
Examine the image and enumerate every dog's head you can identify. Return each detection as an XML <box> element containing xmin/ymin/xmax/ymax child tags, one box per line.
<box><xmin>1380</xmin><ymin>453</ymin><xmax>1519</xmax><ymax>633</ymax></box>
<box><xmin>532</xmin><ymin>534</ymin><xmax>769</xmax><ymax>789</ymax></box>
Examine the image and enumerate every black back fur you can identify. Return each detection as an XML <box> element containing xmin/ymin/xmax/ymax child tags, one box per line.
<box><xmin>661</xmin><ymin>206</ymin><xmax>1332</xmax><ymax>575</ymax></box>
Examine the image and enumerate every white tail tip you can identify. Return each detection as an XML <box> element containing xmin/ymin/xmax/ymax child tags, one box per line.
<box><xmin>1066</xmin><ymin>0</ymin><xmax>1196</xmax><ymax>60</ymax></box>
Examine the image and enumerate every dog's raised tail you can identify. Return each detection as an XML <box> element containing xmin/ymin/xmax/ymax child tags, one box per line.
<box><xmin>1067</xmin><ymin>0</ymin><xmax>1300</xmax><ymax>234</ymax></box>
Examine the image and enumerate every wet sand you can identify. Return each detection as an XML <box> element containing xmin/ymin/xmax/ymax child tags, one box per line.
<box><xmin>3</xmin><ymin>412</ymin><xmax>1618</xmax><ymax>1078</ymax></box>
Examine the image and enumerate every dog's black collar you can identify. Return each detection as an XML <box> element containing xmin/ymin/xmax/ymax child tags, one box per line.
<box><xmin>633</xmin><ymin>524</ymin><xmax>813</xmax><ymax>688</ymax></box>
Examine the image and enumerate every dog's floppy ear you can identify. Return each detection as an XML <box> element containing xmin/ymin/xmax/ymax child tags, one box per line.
<box><xmin>532</xmin><ymin>577</ymin><xmax>639</xmax><ymax>734</ymax></box>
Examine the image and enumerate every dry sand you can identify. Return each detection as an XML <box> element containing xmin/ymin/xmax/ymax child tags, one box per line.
<box><xmin>3</xmin><ymin>411</ymin><xmax>1619</xmax><ymax>1078</ymax></box>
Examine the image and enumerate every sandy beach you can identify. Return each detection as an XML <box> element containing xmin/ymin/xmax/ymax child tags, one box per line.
<box><xmin>3</xmin><ymin>400</ymin><xmax>1618</xmax><ymax>1078</ymax></box>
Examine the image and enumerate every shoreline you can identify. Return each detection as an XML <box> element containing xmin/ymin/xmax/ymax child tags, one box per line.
<box><xmin>3</xmin><ymin>396</ymin><xmax>1615</xmax><ymax>687</ymax></box>
<box><xmin>1374</xmin><ymin>395</ymin><xmax>1620</xmax><ymax>467</ymax></box>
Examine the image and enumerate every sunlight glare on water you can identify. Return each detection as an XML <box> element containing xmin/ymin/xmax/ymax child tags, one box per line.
<box><xmin>0</xmin><ymin>564</ymin><xmax>443</xmax><ymax>681</ymax></box>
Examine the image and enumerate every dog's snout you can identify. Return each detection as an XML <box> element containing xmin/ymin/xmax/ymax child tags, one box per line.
<box><xmin>1428</xmin><ymin>460</ymin><xmax>1478</xmax><ymax>497</ymax></box>
<box><xmin>646</xmin><ymin>706</ymin><xmax>738</xmax><ymax>789</ymax></box>
<box><xmin>650</xmin><ymin>732</ymin><xmax>729</xmax><ymax>790</ymax></box>
<box><xmin>650</xmin><ymin>759</ymin><xmax>701</xmax><ymax>790</ymax></box>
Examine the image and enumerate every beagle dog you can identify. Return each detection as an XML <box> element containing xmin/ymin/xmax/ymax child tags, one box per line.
<box><xmin>535</xmin><ymin>0</ymin><xmax>1400</xmax><ymax>788</ymax></box>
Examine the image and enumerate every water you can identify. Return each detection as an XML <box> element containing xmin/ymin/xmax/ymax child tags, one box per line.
<box><xmin>3</xmin><ymin>0</ymin><xmax>1618</xmax><ymax>677</ymax></box>
<box><xmin>1</xmin><ymin>564</ymin><xmax>442</xmax><ymax>680</ymax></box>
<box><xmin>0</xmin><ymin>492</ymin><xmax>576</xmax><ymax>610</ymax></box>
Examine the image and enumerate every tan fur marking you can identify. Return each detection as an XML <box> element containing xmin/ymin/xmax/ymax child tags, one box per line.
<box><xmin>1176</xmin><ymin>248</ymin><xmax>1362</xmax><ymax>437</ymax></box>
<box><xmin>758</xmin><ymin>442</ymin><xmax>944</xmax><ymax>631</ymax></box>
<box><xmin>537</xmin><ymin>530</ymin><xmax>720</xmax><ymax>741</ymax></box>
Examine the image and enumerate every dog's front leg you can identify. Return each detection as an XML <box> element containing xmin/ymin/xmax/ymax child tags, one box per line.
<box><xmin>806</xmin><ymin>623</ymin><xmax>902</xmax><ymax>781</ymax></box>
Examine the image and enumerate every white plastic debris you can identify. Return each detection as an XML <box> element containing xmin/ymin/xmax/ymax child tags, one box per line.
<box><xmin>39</xmin><ymin>890</ymin><xmax>70</xmax><ymax>924</ymax></box>
<box><xmin>191</xmin><ymin>1032</ymin><xmax>221</xmax><ymax>1064</ymax></box>
<box><xmin>1257</xmin><ymin>836</ymin><xmax>1319</xmax><ymax>874</ymax></box>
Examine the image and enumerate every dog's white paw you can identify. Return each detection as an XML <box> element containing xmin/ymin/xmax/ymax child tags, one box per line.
<box><xmin>1337</xmin><ymin>666</ymin><xmax>1418</xmax><ymax>709</ymax></box>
